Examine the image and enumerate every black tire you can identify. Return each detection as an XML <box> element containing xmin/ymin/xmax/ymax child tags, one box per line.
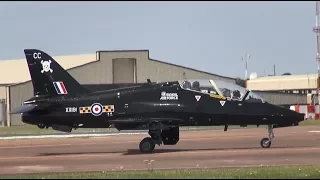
<box><xmin>260</xmin><ymin>137</ymin><xmax>271</xmax><ymax>148</ymax></box>
<box><xmin>139</xmin><ymin>137</ymin><xmax>155</xmax><ymax>153</ymax></box>
<box><xmin>37</xmin><ymin>123</ymin><xmax>45</xmax><ymax>129</ymax></box>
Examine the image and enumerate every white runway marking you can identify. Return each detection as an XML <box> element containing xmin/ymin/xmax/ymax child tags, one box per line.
<box><xmin>308</xmin><ymin>131</ymin><xmax>320</xmax><ymax>133</ymax></box>
<box><xmin>0</xmin><ymin>132</ymin><xmax>147</xmax><ymax>140</ymax></box>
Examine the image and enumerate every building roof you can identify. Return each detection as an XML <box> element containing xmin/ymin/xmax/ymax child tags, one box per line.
<box><xmin>97</xmin><ymin>49</ymin><xmax>236</xmax><ymax>81</ymax></box>
<box><xmin>249</xmin><ymin>74</ymin><xmax>318</xmax><ymax>81</ymax></box>
<box><xmin>149</xmin><ymin>58</ymin><xmax>235</xmax><ymax>81</ymax></box>
<box><xmin>0</xmin><ymin>49</ymin><xmax>236</xmax><ymax>85</ymax></box>
<box><xmin>0</xmin><ymin>53</ymin><xmax>97</xmax><ymax>85</ymax></box>
<box><xmin>246</xmin><ymin>74</ymin><xmax>318</xmax><ymax>91</ymax></box>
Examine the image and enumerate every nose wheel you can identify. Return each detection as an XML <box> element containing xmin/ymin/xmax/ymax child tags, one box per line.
<box><xmin>260</xmin><ymin>137</ymin><xmax>271</xmax><ymax>148</ymax></box>
<box><xmin>260</xmin><ymin>124</ymin><xmax>274</xmax><ymax>148</ymax></box>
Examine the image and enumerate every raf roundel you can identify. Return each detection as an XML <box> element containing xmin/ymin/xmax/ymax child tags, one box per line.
<box><xmin>90</xmin><ymin>103</ymin><xmax>103</xmax><ymax>116</ymax></box>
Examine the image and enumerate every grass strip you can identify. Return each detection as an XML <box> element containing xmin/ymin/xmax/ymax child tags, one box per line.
<box><xmin>1</xmin><ymin>165</ymin><xmax>320</xmax><ymax>179</ymax></box>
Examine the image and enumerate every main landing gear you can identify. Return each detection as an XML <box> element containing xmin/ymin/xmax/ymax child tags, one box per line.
<box><xmin>37</xmin><ymin>123</ymin><xmax>49</xmax><ymax>129</ymax></box>
<box><xmin>139</xmin><ymin>122</ymin><xmax>179</xmax><ymax>153</ymax></box>
<box><xmin>260</xmin><ymin>124</ymin><xmax>274</xmax><ymax>148</ymax></box>
<box><xmin>139</xmin><ymin>137</ymin><xmax>156</xmax><ymax>153</ymax></box>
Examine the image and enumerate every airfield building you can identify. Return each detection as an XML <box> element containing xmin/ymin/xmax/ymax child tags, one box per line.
<box><xmin>246</xmin><ymin>74</ymin><xmax>318</xmax><ymax>105</ymax></box>
<box><xmin>0</xmin><ymin>50</ymin><xmax>236</xmax><ymax>126</ymax></box>
<box><xmin>246</xmin><ymin>74</ymin><xmax>318</xmax><ymax>94</ymax></box>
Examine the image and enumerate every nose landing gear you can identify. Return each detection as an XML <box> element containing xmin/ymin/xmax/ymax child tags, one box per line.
<box><xmin>260</xmin><ymin>124</ymin><xmax>274</xmax><ymax>148</ymax></box>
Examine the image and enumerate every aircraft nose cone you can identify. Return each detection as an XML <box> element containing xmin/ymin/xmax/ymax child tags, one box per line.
<box><xmin>291</xmin><ymin>110</ymin><xmax>305</xmax><ymax>124</ymax></box>
<box><xmin>279</xmin><ymin>106</ymin><xmax>305</xmax><ymax>124</ymax></box>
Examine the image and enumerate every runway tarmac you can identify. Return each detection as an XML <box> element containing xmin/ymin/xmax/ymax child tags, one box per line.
<box><xmin>0</xmin><ymin>125</ymin><xmax>320</xmax><ymax>175</ymax></box>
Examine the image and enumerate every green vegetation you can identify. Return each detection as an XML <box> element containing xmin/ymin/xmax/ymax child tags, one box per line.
<box><xmin>0</xmin><ymin>120</ymin><xmax>319</xmax><ymax>136</ymax></box>
<box><xmin>0</xmin><ymin>124</ymin><xmax>117</xmax><ymax>135</ymax></box>
<box><xmin>299</xmin><ymin>119</ymin><xmax>320</xmax><ymax>126</ymax></box>
<box><xmin>1</xmin><ymin>165</ymin><xmax>320</xmax><ymax>179</ymax></box>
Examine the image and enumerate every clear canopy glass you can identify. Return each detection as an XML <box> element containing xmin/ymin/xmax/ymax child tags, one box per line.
<box><xmin>178</xmin><ymin>79</ymin><xmax>265</xmax><ymax>102</ymax></box>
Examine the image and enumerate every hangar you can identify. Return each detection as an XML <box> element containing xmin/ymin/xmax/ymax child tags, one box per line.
<box><xmin>246</xmin><ymin>74</ymin><xmax>318</xmax><ymax>93</ymax></box>
<box><xmin>0</xmin><ymin>49</ymin><xmax>236</xmax><ymax>126</ymax></box>
<box><xmin>246</xmin><ymin>73</ymin><xmax>319</xmax><ymax>105</ymax></box>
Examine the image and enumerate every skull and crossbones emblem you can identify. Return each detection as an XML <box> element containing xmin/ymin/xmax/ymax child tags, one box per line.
<box><xmin>40</xmin><ymin>60</ymin><xmax>53</xmax><ymax>73</ymax></box>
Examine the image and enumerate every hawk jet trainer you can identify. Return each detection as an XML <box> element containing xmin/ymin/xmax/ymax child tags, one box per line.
<box><xmin>11</xmin><ymin>49</ymin><xmax>305</xmax><ymax>153</ymax></box>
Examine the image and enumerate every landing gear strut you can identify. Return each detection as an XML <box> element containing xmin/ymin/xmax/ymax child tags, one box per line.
<box><xmin>139</xmin><ymin>122</ymin><xmax>179</xmax><ymax>153</ymax></box>
<box><xmin>260</xmin><ymin>124</ymin><xmax>274</xmax><ymax>148</ymax></box>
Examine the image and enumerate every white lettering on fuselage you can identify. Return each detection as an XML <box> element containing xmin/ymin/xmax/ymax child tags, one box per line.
<box><xmin>65</xmin><ymin>107</ymin><xmax>77</xmax><ymax>112</ymax></box>
<box><xmin>160</xmin><ymin>91</ymin><xmax>178</xmax><ymax>100</ymax></box>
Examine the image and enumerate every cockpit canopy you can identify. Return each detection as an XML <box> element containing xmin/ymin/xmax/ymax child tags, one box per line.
<box><xmin>178</xmin><ymin>79</ymin><xmax>265</xmax><ymax>102</ymax></box>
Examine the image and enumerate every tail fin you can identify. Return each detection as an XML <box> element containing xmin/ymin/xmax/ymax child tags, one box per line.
<box><xmin>24</xmin><ymin>49</ymin><xmax>89</xmax><ymax>97</ymax></box>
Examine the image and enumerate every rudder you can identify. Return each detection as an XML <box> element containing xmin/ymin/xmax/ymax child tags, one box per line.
<box><xmin>24</xmin><ymin>49</ymin><xmax>89</xmax><ymax>97</ymax></box>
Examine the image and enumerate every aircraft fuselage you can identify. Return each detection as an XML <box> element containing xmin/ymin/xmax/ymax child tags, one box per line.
<box><xmin>21</xmin><ymin>81</ymin><xmax>303</xmax><ymax>131</ymax></box>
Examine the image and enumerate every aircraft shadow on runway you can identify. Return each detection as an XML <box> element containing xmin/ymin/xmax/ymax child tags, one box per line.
<box><xmin>36</xmin><ymin>145</ymin><xmax>313</xmax><ymax>157</ymax></box>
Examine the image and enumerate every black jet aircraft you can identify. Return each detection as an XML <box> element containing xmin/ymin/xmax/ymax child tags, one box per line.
<box><xmin>11</xmin><ymin>49</ymin><xmax>305</xmax><ymax>153</ymax></box>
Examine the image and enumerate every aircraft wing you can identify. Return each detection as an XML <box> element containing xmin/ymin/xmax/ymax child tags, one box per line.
<box><xmin>109</xmin><ymin>118</ymin><xmax>184</xmax><ymax>123</ymax></box>
<box><xmin>10</xmin><ymin>104</ymin><xmax>38</xmax><ymax>114</ymax></box>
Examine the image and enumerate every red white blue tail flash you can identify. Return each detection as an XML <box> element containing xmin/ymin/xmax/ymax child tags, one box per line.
<box><xmin>53</xmin><ymin>82</ymin><xmax>68</xmax><ymax>95</ymax></box>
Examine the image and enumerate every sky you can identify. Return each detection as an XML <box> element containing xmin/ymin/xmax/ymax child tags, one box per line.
<box><xmin>0</xmin><ymin>1</ymin><xmax>317</xmax><ymax>79</ymax></box>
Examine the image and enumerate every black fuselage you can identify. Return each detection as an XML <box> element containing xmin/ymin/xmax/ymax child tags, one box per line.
<box><xmin>21</xmin><ymin>81</ymin><xmax>304</xmax><ymax>131</ymax></box>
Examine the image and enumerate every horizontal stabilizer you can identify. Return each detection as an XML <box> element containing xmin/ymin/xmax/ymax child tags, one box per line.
<box><xmin>10</xmin><ymin>104</ymin><xmax>38</xmax><ymax>114</ymax></box>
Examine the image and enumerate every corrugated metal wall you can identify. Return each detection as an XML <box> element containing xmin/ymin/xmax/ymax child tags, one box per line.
<box><xmin>113</xmin><ymin>58</ymin><xmax>136</xmax><ymax>83</ymax></box>
<box><xmin>8</xmin><ymin>82</ymin><xmax>33</xmax><ymax>125</ymax></box>
<box><xmin>99</xmin><ymin>51</ymin><xmax>146</xmax><ymax>83</ymax></box>
<box><xmin>247</xmin><ymin>77</ymin><xmax>317</xmax><ymax>91</ymax></box>
<box><xmin>0</xmin><ymin>99</ymin><xmax>6</xmax><ymax>126</ymax></box>
<box><xmin>67</xmin><ymin>62</ymin><xmax>111</xmax><ymax>84</ymax></box>
<box><xmin>79</xmin><ymin>50</ymin><xmax>235</xmax><ymax>85</ymax></box>
<box><xmin>0</xmin><ymin>86</ymin><xmax>6</xmax><ymax>99</ymax></box>
<box><xmin>253</xmin><ymin>91</ymin><xmax>307</xmax><ymax>105</ymax></box>
<box><xmin>308</xmin><ymin>94</ymin><xmax>320</xmax><ymax>105</ymax></box>
<box><xmin>138</xmin><ymin>59</ymin><xmax>235</xmax><ymax>84</ymax></box>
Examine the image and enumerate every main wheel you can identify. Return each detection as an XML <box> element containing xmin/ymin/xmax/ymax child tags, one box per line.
<box><xmin>139</xmin><ymin>137</ymin><xmax>155</xmax><ymax>153</ymax></box>
<box><xmin>37</xmin><ymin>123</ymin><xmax>45</xmax><ymax>129</ymax></box>
<box><xmin>260</xmin><ymin>137</ymin><xmax>271</xmax><ymax>148</ymax></box>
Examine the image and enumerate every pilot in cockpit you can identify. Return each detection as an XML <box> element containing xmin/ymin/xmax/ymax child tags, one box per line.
<box><xmin>232</xmin><ymin>90</ymin><xmax>241</xmax><ymax>100</ymax></box>
<box><xmin>192</xmin><ymin>81</ymin><xmax>201</xmax><ymax>91</ymax></box>
<box><xmin>182</xmin><ymin>80</ymin><xmax>192</xmax><ymax>89</ymax></box>
<box><xmin>222</xmin><ymin>88</ymin><xmax>231</xmax><ymax>98</ymax></box>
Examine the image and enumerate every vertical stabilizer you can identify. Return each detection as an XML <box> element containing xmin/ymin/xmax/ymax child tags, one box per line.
<box><xmin>24</xmin><ymin>49</ymin><xmax>89</xmax><ymax>97</ymax></box>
